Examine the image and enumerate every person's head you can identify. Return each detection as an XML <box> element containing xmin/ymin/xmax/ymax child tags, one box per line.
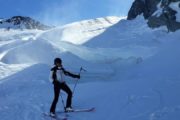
<box><xmin>54</xmin><ymin>58</ymin><xmax>62</xmax><ymax>67</ymax></box>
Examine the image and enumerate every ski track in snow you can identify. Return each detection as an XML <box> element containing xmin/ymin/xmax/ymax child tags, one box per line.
<box><xmin>0</xmin><ymin>16</ymin><xmax>180</xmax><ymax>120</ymax></box>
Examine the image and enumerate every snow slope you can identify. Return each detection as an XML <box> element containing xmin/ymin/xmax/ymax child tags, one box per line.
<box><xmin>0</xmin><ymin>16</ymin><xmax>180</xmax><ymax>120</ymax></box>
<box><xmin>40</xmin><ymin>16</ymin><xmax>121</xmax><ymax>45</ymax></box>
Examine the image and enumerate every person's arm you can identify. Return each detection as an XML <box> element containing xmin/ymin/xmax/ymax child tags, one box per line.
<box><xmin>62</xmin><ymin>68</ymin><xmax>80</xmax><ymax>79</ymax></box>
<box><xmin>51</xmin><ymin>66</ymin><xmax>59</xmax><ymax>83</ymax></box>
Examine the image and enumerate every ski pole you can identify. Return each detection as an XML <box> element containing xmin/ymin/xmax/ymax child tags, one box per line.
<box><xmin>60</xmin><ymin>94</ymin><xmax>66</xmax><ymax>111</ymax></box>
<box><xmin>72</xmin><ymin>67</ymin><xmax>86</xmax><ymax>96</ymax></box>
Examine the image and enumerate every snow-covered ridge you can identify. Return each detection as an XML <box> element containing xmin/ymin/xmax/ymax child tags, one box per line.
<box><xmin>0</xmin><ymin>16</ymin><xmax>51</xmax><ymax>30</ymax></box>
<box><xmin>0</xmin><ymin>16</ymin><xmax>163</xmax><ymax>65</ymax></box>
<box><xmin>0</xmin><ymin>16</ymin><xmax>122</xmax><ymax>78</ymax></box>
<box><xmin>66</xmin><ymin>16</ymin><xmax>122</xmax><ymax>26</ymax></box>
<box><xmin>41</xmin><ymin>16</ymin><xmax>122</xmax><ymax>45</ymax></box>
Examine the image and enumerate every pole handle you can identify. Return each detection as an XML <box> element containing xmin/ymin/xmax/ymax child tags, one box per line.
<box><xmin>72</xmin><ymin>67</ymin><xmax>86</xmax><ymax>95</ymax></box>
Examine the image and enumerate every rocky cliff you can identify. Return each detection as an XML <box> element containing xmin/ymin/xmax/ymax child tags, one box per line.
<box><xmin>128</xmin><ymin>0</ymin><xmax>180</xmax><ymax>32</ymax></box>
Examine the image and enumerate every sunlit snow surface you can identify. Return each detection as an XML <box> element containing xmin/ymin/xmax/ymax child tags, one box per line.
<box><xmin>0</xmin><ymin>16</ymin><xmax>180</xmax><ymax>120</ymax></box>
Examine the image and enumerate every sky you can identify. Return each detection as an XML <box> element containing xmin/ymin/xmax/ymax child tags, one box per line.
<box><xmin>0</xmin><ymin>0</ymin><xmax>134</xmax><ymax>25</ymax></box>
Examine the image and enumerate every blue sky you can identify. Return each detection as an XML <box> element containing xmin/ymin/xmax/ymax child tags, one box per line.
<box><xmin>0</xmin><ymin>0</ymin><xmax>134</xmax><ymax>25</ymax></box>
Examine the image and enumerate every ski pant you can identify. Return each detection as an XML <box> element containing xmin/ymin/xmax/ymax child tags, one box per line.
<box><xmin>50</xmin><ymin>81</ymin><xmax>72</xmax><ymax>113</ymax></box>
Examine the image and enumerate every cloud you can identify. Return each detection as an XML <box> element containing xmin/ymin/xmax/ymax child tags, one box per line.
<box><xmin>34</xmin><ymin>0</ymin><xmax>134</xmax><ymax>26</ymax></box>
<box><xmin>35</xmin><ymin>0</ymin><xmax>81</xmax><ymax>26</ymax></box>
<box><xmin>106</xmin><ymin>0</ymin><xmax>134</xmax><ymax>17</ymax></box>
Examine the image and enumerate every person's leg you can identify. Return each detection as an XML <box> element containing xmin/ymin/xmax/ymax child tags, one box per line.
<box><xmin>50</xmin><ymin>82</ymin><xmax>60</xmax><ymax>113</ymax></box>
<box><xmin>61</xmin><ymin>82</ymin><xmax>72</xmax><ymax>108</ymax></box>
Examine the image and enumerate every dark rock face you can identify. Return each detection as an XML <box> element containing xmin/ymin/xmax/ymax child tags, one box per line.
<box><xmin>143</xmin><ymin>0</ymin><xmax>161</xmax><ymax>18</ymax></box>
<box><xmin>127</xmin><ymin>0</ymin><xmax>160</xmax><ymax>20</ymax></box>
<box><xmin>148</xmin><ymin>5</ymin><xmax>180</xmax><ymax>32</ymax></box>
<box><xmin>0</xmin><ymin>16</ymin><xmax>52</xmax><ymax>30</ymax></box>
<box><xmin>128</xmin><ymin>0</ymin><xmax>180</xmax><ymax>32</ymax></box>
<box><xmin>127</xmin><ymin>0</ymin><xmax>146</xmax><ymax>20</ymax></box>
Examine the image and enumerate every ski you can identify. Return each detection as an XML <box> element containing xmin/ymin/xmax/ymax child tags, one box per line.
<box><xmin>43</xmin><ymin>112</ymin><xmax>68</xmax><ymax>120</ymax></box>
<box><xmin>58</xmin><ymin>107</ymin><xmax>95</xmax><ymax>113</ymax></box>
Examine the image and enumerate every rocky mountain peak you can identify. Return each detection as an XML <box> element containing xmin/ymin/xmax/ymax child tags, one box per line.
<box><xmin>0</xmin><ymin>16</ymin><xmax>52</xmax><ymax>30</ymax></box>
<box><xmin>127</xmin><ymin>0</ymin><xmax>180</xmax><ymax>32</ymax></box>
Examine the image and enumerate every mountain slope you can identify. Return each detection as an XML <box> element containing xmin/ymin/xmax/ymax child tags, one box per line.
<box><xmin>0</xmin><ymin>15</ymin><xmax>180</xmax><ymax>120</ymax></box>
<box><xmin>0</xmin><ymin>16</ymin><xmax>51</xmax><ymax>30</ymax></box>
<box><xmin>41</xmin><ymin>16</ymin><xmax>121</xmax><ymax>45</ymax></box>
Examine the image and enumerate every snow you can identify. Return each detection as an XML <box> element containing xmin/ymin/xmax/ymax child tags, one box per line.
<box><xmin>41</xmin><ymin>16</ymin><xmax>121</xmax><ymax>45</ymax></box>
<box><xmin>153</xmin><ymin>2</ymin><xmax>163</xmax><ymax>17</ymax></box>
<box><xmin>0</xmin><ymin>62</ymin><xmax>30</xmax><ymax>80</ymax></box>
<box><xmin>0</xmin><ymin>16</ymin><xmax>180</xmax><ymax>120</ymax></box>
<box><xmin>169</xmin><ymin>1</ymin><xmax>180</xmax><ymax>22</ymax></box>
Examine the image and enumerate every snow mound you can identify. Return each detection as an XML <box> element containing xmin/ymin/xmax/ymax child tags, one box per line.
<box><xmin>1</xmin><ymin>38</ymin><xmax>58</xmax><ymax>64</ymax></box>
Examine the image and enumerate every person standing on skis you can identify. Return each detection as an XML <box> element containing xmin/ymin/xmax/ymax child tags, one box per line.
<box><xmin>49</xmin><ymin>57</ymin><xmax>80</xmax><ymax>116</ymax></box>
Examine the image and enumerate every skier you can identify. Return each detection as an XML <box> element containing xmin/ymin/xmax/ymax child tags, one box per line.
<box><xmin>49</xmin><ymin>57</ymin><xmax>80</xmax><ymax>116</ymax></box>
